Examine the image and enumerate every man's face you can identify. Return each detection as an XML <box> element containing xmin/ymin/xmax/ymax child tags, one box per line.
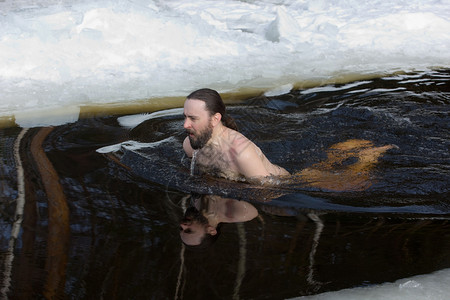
<box><xmin>183</xmin><ymin>99</ymin><xmax>213</xmax><ymax>149</ymax></box>
<box><xmin>179</xmin><ymin>206</ymin><xmax>209</xmax><ymax>246</ymax></box>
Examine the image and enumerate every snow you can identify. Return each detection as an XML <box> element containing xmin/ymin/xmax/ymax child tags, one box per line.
<box><xmin>0</xmin><ymin>0</ymin><xmax>449</xmax><ymax>124</ymax></box>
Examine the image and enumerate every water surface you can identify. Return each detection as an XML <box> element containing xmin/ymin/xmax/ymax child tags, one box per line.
<box><xmin>0</xmin><ymin>71</ymin><xmax>449</xmax><ymax>299</ymax></box>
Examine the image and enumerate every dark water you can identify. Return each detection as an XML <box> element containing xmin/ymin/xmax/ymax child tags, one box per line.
<box><xmin>0</xmin><ymin>70</ymin><xmax>449</xmax><ymax>299</ymax></box>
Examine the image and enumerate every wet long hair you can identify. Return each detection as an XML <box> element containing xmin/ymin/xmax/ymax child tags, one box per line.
<box><xmin>187</xmin><ymin>88</ymin><xmax>238</xmax><ymax>131</ymax></box>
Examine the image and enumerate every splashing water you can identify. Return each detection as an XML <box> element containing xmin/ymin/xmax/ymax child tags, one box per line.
<box><xmin>190</xmin><ymin>150</ymin><xmax>198</xmax><ymax>176</ymax></box>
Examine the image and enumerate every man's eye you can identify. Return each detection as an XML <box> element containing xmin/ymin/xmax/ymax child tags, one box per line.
<box><xmin>179</xmin><ymin>227</ymin><xmax>193</xmax><ymax>234</ymax></box>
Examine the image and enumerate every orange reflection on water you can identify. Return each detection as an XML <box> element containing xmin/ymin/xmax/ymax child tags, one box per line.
<box><xmin>30</xmin><ymin>127</ymin><xmax>70</xmax><ymax>299</ymax></box>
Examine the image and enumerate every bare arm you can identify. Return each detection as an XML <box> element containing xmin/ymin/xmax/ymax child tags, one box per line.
<box><xmin>232</xmin><ymin>142</ymin><xmax>272</xmax><ymax>179</ymax></box>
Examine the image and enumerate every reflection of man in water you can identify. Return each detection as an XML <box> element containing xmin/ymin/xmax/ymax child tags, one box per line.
<box><xmin>180</xmin><ymin>195</ymin><xmax>258</xmax><ymax>247</ymax></box>
<box><xmin>183</xmin><ymin>88</ymin><xmax>289</xmax><ymax>183</ymax></box>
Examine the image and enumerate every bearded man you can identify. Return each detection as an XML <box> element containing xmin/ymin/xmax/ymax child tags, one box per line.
<box><xmin>183</xmin><ymin>88</ymin><xmax>289</xmax><ymax>183</ymax></box>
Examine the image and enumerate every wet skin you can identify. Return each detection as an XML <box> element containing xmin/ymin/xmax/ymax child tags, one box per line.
<box><xmin>183</xmin><ymin>98</ymin><xmax>289</xmax><ymax>182</ymax></box>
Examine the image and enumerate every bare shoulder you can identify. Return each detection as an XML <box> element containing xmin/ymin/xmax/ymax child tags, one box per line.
<box><xmin>224</xmin><ymin>128</ymin><xmax>255</xmax><ymax>154</ymax></box>
<box><xmin>222</xmin><ymin>129</ymin><xmax>271</xmax><ymax>177</ymax></box>
<box><xmin>183</xmin><ymin>136</ymin><xmax>194</xmax><ymax>157</ymax></box>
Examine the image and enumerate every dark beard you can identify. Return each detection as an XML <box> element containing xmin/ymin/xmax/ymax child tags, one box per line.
<box><xmin>188</xmin><ymin>125</ymin><xmax>213</xmax><ymax>149</ymax></box>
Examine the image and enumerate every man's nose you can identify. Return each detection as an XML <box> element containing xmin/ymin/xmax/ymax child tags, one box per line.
<box><xmin>183</xmin><ymin>118</ymin><xmax>190</xmax><ymax>129</ymax></box>
<box><xmin>180</xmin><ymin>223</ymin><xmax>189</xmax><ymax>230</ymax></box>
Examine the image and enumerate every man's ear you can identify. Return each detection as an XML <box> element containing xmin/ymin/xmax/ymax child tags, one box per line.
<box><xmin>211</xmin><ymin>112</ymin><xmax>222</xmax><ymax>127</ymax></box>
<box><xmin>206</xmin><ymin>225</ymin><xmax>217</xmax><ymax>236</ymax></box>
